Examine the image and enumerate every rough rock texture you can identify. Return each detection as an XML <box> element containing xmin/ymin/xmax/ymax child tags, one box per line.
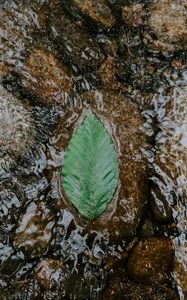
<box><xmin>100</xmin><ymin>271</ymin><xmax>179</xmax><ymax>300</ymax></box>
<box><xmin>0</xmin><ymin>1</ymin><xmax>49</xmax><ymax>75</ymax></box>
<box><xmin>150</xmin><ymin>180</ymin><xmax>174</xmax><ymax>224</ymax></box>
<box><xmin>99</xmin><ymin>56</ymin><xmax>119</xmax><ymax>90</ymax></box>
<box><xmin>127</xmin><ymin>237</ymin><xmax>173</xmax><ymax>283</ymax></box>
<box><xmin>49</xmin><ymin>5</ymin><xmax>104</xmax><ymax>71</ymax></box>
<box><xmin>55</xmin><ymin>90</ymin><xmax>149</xmax><ymax>240</ymax></box>
<box><xmin>150</xmin><ymin>85</ymin><xmax>187</xmax><ymax>231</ymax></box>
<box><xmin>0</xmin><ymin>85</ymin><xmax>35</xmax><ymax>169</ymax></box>
<box><xmin>139</xmin><ymin>218</ymin><xmax>156</xmax><ymax>237</ymax></box>
<box><xmin>14</xmin><ymin>201</ymin><xmax>56</xmax><ymax>258</ymax></box>
<box><xmin>116</xmin><ymin>29</ymin><xmax>159</xmax><ymax>91</ymax></box>
<box><xmin>173</xmin><ymin>234</ymin><xmax>187</xmax><ymax>298</ymax></box>
<box><xmin>144</xmin><ymin>0</ymin><xmax>187</xmax><ymax>52</ymax></box>
<box><xmin>122</xmin><ymin>3</ymin><xmax>144</xmax><ymax>27</ymax></box>
<box><xmin>0</xmin><ymin>64</ymin><xmax>9</xmax><ymax>83</ymax></box>
<box><xmin>34</xmin><ymin>258</ymin><xmax>64</xmax><ymax>289</ymax></box>
<box><xmin>62</xmin><ymin>0</ymin><xmax>116</xmax><ymax>31</ymax></box>
<box><xmin>19</xmin><ymin>48</ymin><xmax>72</xmax><ymax>106</ymax></box>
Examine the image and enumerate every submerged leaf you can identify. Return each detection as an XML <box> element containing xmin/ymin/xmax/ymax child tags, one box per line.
<box><xmin>62</xmin><ymin>111</ymin><xmax>118</xmax><ymax>220</ymax></box>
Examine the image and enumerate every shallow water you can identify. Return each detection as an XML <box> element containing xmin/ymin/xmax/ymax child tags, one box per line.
<box><xmin>0</xmin><ymin>0</ymin><xmax>187</xmax><ymax>299</ymax></box>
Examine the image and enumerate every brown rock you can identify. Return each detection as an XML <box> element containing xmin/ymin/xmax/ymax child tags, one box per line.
<box><xmin>49</xmin><ymin>5</ymin><xmax>105</xmax><ymax>71</ymax></box>
<box><xmin>139</xmin><ymin>218</ymin><xmax>156</xmax><ymax>237</ymax></box>
<box><xmin>99</xmin><ymin>56</ymin><xmax>119</xmax><ymax>90</ymax></box>
<box><xmin>0</xmin><ymin>1</ymin><xmax>49</xmax><ymax>72</ymax></box>
<box><xmin>34</xmin><ymin>258</ymin><xmax>64</xmax><ymax>289</ymax></box>
<box><xmin>122</xmin><ymin>3</ymin><xmax>144</xmax><ymax>27</ymax></box>
<box><xmin>56</xmin><ymin>90</ymin><xmax>149</xmax><ymax>241</ymax></box>
<box><xmin>151</xmin><ymin>86</ymin><xmax>187</xmax><ymax>232</ymax></box>
<box><xmin>14</xmin><ymin>201</ymin><xmax>56</xmax><ymax>258</ymax></box>
<box><xmin>172</xmin><ymin>234</ymin><xmax>187</xmax><ymax>297</ymax></box>
<box><xmin>19</xmin><ymin>48</ymin><xmax>72</xmax><ymax>106</ymax></box>
<box><xmin>104</xmin><ymin>250</ymin><xmax>128</xmax><ymax>272</ymax></box>
<box><xmin>144</xmin><ymin>0</ymin><xmax>187</xmax><ymax>52</ymax></box>
<box><xmin>100</xmin><ymin>269</ymin><xmax>179</xmax><ymax>300</ymax></box>
<box><xmin>62</xmin><ymin>0</ymin><xmax>116</xmax><ymax>31</ymax></box>
<box><xmin>0</xmin><ymin>85</ymin><xmax>36</xmax><ymax>168</ymax></box>
<box><xmin>150</xmin><ymin>180</ymin><xmax>174</xmax><ymax>224</ymax></box>
<box><xmin>0</xmin><ymin>63</ymin><xmax>10</xmax><ymax>83</ymax></box>
<box><xmin>97</xmin><ymin>35</ymin><xmax>118</xmax><ymax>57</ymax></box>
<box><xmin>127</xmin><ymin>237</ymin><xmax>174</xmax><ymax>284</ymax></box>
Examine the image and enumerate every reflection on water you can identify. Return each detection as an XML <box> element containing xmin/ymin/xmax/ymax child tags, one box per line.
<box><xmin>0</xmin><ymin>0</ymin><xmax>187</xmax><ymax>299</ymax></box>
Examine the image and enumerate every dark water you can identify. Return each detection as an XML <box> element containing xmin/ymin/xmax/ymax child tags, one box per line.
<box><xmin>0</xmin><ymin>1</ymin><xmax>187</xmax><ymax>299</ymax></box>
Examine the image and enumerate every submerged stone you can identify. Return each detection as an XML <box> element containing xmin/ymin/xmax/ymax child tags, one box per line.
<box><xmin>34</xmin><ymin>258</ymin><xmax>65</xmax><ymax>289</ymax></box>
<box><xmin>19</xmin><ymin>48</ymin><xmax>72</xmax><ymax>106</ymax></box>
<box><xmin>0</xmin><ymin>85</ymin><xmax>36</xmax><ymax>169</ymax></box>
<box><xmin>49</xmin><ymin>6</ymin><xmax>104</xmax><ymax>71</ymax></box>
<box><xmin>0</xmin><ymin>1</ymin><xmax>49</xmax><ymax>75</ymax></box>
<box><xmin>122</xmin><ymin>3</ymin><xmax>144</xmax><ymax>27</ymax></box>
<box><xmin>127</xmin><ymin>237</ymin><xmax>173</xmax><ymax>284</ymax></box>
<box><xmin>173</xmin><ymin>233</ymin><xmax>187</xmax><ymax>297</ymax></box>
<box><xmin>62</xmin><ymin>0</ymin><xmax>116</xmax><ymax>31</ymax></box>
<box><xmin>144</xmin><ymin>0</ymin><xmax>187</xmax><ymax>52</ymax></box>
<box><xmin>99</xmin><ymin>56</ymin><xmax>119</xmax><ymax>90</ymax></box>
<box><xmin>14</xmin><ymin>201</ymin><xmax>56</xmax><ymax>258</ymax></box>
<box><xmin>151</xmin><ymin>85</ymin><xmax>187</xmax><ymax>231</ymax></box>
<box><xmin>100</xmin><ymin>271</ymin><xmax>179</xmax><ymax>300</ymax></box>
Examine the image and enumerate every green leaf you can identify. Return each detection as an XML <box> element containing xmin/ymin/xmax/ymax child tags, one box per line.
<box><xmin>62</xmin><ymin>111</ymin><xmax>118</xmax><ymax>220</ymax></box>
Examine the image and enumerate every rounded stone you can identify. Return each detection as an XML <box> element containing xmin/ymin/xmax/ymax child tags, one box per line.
<box><xmin>19</xmin><ymin>48</ymin><xmax>72</xmax><ymax>106</ymax></box>
<box><xmin>62</xmin><ymin>0</ymin><xmax>116</xmax><ymax>31</ymax></box>
<box><xmin>127</xmin><ymin>237</ymin><xmax>173</xmax><ymax>284</ymax></box>
<box><xmin>0</xmin><ymin>85</ymin><xmax>36</xmax><ymax>168</ymax></box>
<box><xmin>144</xmin><ymin>0</ymin><xmax>187</xmax><ymax>52</ymax></box>
<box><xmin>49</xmin><ymin>5</ymin><xmax>105</xmax><ymax>71</ymax></box>
<box><xmin>14</xmin><ymin>201</ymin><xmax>56</xmax><ymax>258</ymax></box>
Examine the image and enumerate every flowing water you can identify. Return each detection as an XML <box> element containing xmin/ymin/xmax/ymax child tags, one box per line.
<box><xmin>0</xmin><ymin>0</ymin><xmax>187</xmax><ymax>299</ymax></box>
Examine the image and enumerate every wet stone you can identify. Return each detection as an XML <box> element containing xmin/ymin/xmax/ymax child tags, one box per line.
<box><xmin>0</xmin><ymin>255</ymin><xmax>23</xmax><ymax>277</ymax></box>
<box><xmin>151</xmin><ymin>85</ymin><xmax>187</xmax><ymax>232</ymax></box>
<box><xmin>149</xmin><ymin>181</ymin><xmax>174</xmax><ymax>224</ymax></box>
<box><xmin>34</xmin><ymin>258</ymin><xmax>64</xmax><ymax>289</ymax></box>
<box><xmin>172</xmin><ymin>233</ymin><xmax>187</xmax><ymax>298</ymax></box>
<box><xmin>122</xmin><ymin>3</ymin><xmax>145</xmax><ymax>27</ymax></box>
<box><xmin>0</xmin><ymin>180</ymin><xmax>23</xmax><ymax>227</ymax></box>
<box><xmin>0</xmin><ymin>1</ymin><xmax>49</xmax><ymax>75</ymax></box>
<box><xmin>62</xmin><ymin>263</ymin><xmax>107</xmax><ymax>299</ymax></box>
<box><xmin>100</xmin><ymin>272</ymin><xmax>179</xmax><ymax>300</ymax></box>
<box><xmin>116</xmin><ymin>30</ymin><xmax>160</xmax><ymax>92</ymax></box>
<box><xmin>58</xmin><ymin>90</ymin><xmax>149</xmax><ymax>241</ymax></box>
<box><xmin>49</xmin><ymin>6</ymin><xmax>105</xmax><ymax>72</ymax></box>
<box><xmin>0</xmin><ymin>85</ymin><xmax>36</xmax><ymax>170</ymax></box>
<box><xmin>144</xmin><ymin>0</ymin><xmax>187</xmax><ymax>52</ymax></box>
<box><xmin>139</xmin><ymin>218</ymin><xmax>156</xmax><ymax>237</ymax></box>
<box><xmin>18</xmin><ymin>48</ymin><xmax>72</xmax><ymax>106</ymax></box>
<box><xmin>62</xmin><ymin>0</ymin><xmax>116</xmax><ymax>31</ymax></box>
<box><xmin>99</xmin><ymin>56</ymin><xmax>119</xmax><ymax>90</ymax></box>
<box><xmin>0</xmin><ymin>64</ymin><xmax>10</xmax><ymax>84</ymax></box>
<box><xmin>14</xmin><ymin>201</ymin><xmax>56</xmax><ymax>258</ymax></box>
<box><xmin>97</xmin><ymin>34</ymin><xmax>118</xmax><ymax>57</ymax></box>
<box><xmin>127</xmin><ymin>237</ymin><xmax>173</xmax><ymax>284</ymax></box>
